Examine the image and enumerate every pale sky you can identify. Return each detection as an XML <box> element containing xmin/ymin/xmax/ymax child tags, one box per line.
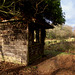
<box><xmin>61</xmin><ymin>0</ymin><xmax>75</xmax><ymax>27</ymax></box>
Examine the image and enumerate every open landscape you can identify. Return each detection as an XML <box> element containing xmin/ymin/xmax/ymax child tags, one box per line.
<box><xmin>0</xmin><ymin>0</ymin><xmax>75</xmax><ymax>75</ymax></box>
<box><xmin>0</xmin><ymin>38</ymin><xmax>75</xmax><ymax>75</ymax></box>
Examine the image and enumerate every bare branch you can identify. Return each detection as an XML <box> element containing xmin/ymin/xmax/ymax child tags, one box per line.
<box><xmin>0</xmin><ymin>10</ymin><xmax>15</xmax><ymax>16</ymax></box>
<box><xmin>32</xmin><ymin>6</ymin><xmax>36</xmax><ymax>10</ymax></box>
<box><xmin>2</xmin><ymin>0</ymin><xmax>6</xmax><ymax>6</ymax></box>
<box><xmin>38</xmin><ymin>4</ymin><xmax>48</xmax><ymax>14</ymax></box>
<box><xmin>37</xmin><ymin>0</ymin><xmax>44</xmax><ymax>6</ymax></box>
<box><xmin>34</xmin><ymin>4</ymin><xmax>48</xmax><ymax>17</ymax></box>
<box><xmin>0</xmin><ymin>2</ymin><xmax>14</xmax><ymax>9</ymax></box>
<box><xmin>34</xmin><ymin>0</ymin><xmax>44</xmax><ymax>17</ymax></box>
<box><xmin>32</xmin><ymin>0</ymin><xmax>44</xmax><ymax>11</ymax></box>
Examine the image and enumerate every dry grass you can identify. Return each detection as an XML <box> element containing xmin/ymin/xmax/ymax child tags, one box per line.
<box><xmin>45</xmin><ymin>38</ymin><xmax>75</xmax><ymax>54</ymax></box>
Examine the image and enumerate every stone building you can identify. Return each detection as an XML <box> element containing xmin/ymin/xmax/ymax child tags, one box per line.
<box><xmin>0</xmin><ymin>19</ymin><xmax>53</xmax><ymax>65</ymax></box>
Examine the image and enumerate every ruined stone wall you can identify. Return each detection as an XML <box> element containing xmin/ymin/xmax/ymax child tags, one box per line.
<box><xmin>0</xmin><ymin>21</ymin><xmax>28</xmax><ymax>65</ymax></box>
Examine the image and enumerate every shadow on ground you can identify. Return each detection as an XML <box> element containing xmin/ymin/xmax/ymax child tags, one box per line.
<box><xmin>0</xmin><ymin>41</ymin><xmax>75</xmax><ymax>75</ymax></box>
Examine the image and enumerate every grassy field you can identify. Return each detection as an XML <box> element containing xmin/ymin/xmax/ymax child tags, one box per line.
<box><xmin>45</xmin><ymin>38</ymin><xmax>75</xmax><ymax>44</ymax></box>
<box><xmin>44</xmin><ymin>38</ymin><xmax>75</xmax><ymax>56</ymax></box>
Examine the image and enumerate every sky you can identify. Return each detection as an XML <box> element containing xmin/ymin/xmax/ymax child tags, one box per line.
<box><xmin>61</xmin><ymin>0</ymin><xmax>75</xmax><ymax>27</ymax></box>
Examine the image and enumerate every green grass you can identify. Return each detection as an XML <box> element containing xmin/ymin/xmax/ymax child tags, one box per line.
<box><xmin>44</xmin><ymin>50</ymin><xmax>75</xmax><ymax>57</ymax></box>
<box><xmin>44</xmin><ymin>50</ymin><xmax>61</xmax><ymax>55</ymax></box>
<box><xmin>44</xmin><ymin>38</ymin><xmax>75</xmax><ymax>55</ymax></box>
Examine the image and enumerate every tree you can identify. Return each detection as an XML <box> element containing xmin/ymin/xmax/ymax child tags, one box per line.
<box><xmin>0</xmin><ymin>0</ymin><xmax>19</xmax><ymax>19</ymax></box>
<box><xmin>46</xmin><ymin>25</ymin><xmax>73</xmax><ymax>39</ymax></box>
<box><xmin>0</xmin><ymin>0</ymin><xmax>65</xmax><ymax>25</ymax></box>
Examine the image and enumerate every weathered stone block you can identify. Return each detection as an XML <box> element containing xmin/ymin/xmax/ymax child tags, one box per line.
<box><xmin>0</xmin><ymin>21</ymin><xmax>45</xmax><ymax>65</ymax></box>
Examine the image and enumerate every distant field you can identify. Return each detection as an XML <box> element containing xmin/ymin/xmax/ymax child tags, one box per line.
<box><xmin>45</xmin><ymin>38</ymin><xmax>75</xmax><ymax>44</ymax></box>
<box><xmin>44</xmin><ymin>38</ymin><xmax>75</xmax><ymax>55</ymax></box>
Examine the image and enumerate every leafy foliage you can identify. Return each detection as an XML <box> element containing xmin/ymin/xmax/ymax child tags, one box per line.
<box><xmin>0</xmin><ymin>0</ymin><xmax>65</xmax><ymax>25</ymax></box>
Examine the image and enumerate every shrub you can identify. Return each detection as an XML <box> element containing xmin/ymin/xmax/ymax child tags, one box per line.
<box><xmin>46</xmin><ymin>25</ymin><xmax>73</xmax><ymax>39</ymax></box>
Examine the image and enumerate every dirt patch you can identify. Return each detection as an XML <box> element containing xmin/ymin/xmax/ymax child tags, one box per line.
<box><xmin>0</xmin><ymin>54</ymin><xmax>75</xmax><ymax>75</ymax></box>
<box><xmin>37</xmin><ymin>54</ymin><xmax>75</xmax><ymax>75</ymax></box>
